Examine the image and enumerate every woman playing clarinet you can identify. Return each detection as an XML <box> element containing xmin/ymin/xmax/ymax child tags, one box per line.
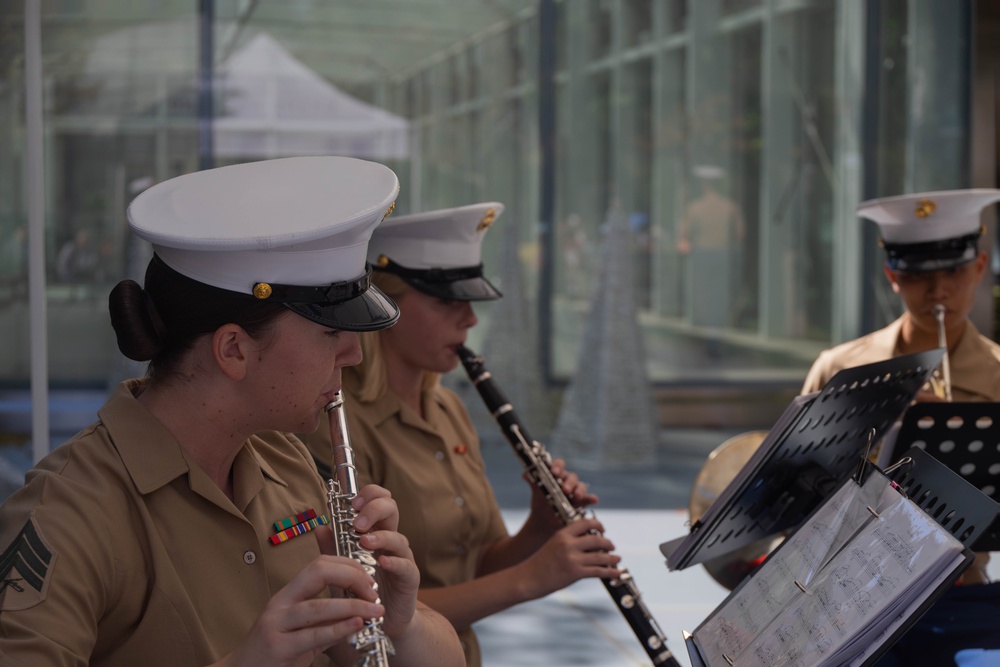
<box><xmin>298</xmin><ymin>202</ymin><xmax>621</xmax><ymax>666</ymax></box>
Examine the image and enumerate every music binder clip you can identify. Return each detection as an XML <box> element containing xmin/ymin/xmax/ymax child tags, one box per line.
<box><xmin>854</xmin><ymin>427</ymin><xmax>878</xmax><ymax>484</ymax></box>
<box><xmin>882</xmin><ymin>456</ymin><xmax>913</xmax><ymax>476</ymax></box>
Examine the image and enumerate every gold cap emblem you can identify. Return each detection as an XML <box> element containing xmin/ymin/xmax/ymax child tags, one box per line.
<box><xmin>377</xmin><ymin>254</ymin><xmax>390</xmax><ymax>268</ymax></box>
<box><xmin>252</xmin><ymin>283</ymin><xmax>273</xmax><ymax>300</ymax></box>
<box><xmin>382</xmin><ymin>202</ymin><xmax>396</xmax><ymax>221</ymax></box>
<box><xmin>915</xmin><ymin>198</ymin><xmax>937</xmax><ymax>218</ymax></box>
<box><xmin>477</xmin><ymin>207</ymin><xmax>496</xmax><ymax>232</ymax></box>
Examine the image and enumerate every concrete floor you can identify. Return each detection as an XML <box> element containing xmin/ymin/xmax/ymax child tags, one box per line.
<box><xmin>477</xmin><ymin>508</ymin><xmax>730</xmax><ymax>667</ymax></box>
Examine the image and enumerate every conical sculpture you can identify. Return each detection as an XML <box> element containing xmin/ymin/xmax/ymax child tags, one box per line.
<box><xmin>447</xmin><ymin>209</ymin><xmax>557</xmax><ymax>441</ymax></box>
<box><xmin>550</xmin><ymin>201</ymin><xmax>658</xmax><ymax>469</ymax></box>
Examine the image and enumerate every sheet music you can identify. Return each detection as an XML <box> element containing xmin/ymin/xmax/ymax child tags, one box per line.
<box><xmin>690</xmin><ymin>474</ymin><xmax>965</xmax><ymax>667</ymax></box>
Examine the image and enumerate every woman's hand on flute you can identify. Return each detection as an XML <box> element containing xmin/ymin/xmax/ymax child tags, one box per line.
<box><xmin>213</xmin><ymin>555</ymin><xmax>384</xmax><ymax>667</ymax></box>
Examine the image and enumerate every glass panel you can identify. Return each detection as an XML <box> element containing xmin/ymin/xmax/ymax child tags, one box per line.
<box><xmin>721</xmin><ymin>0</ymin><xmax>763</xmax><ymax>15</ymax></box>
<box><xmin>589</xmin><ymin>0</ymin><xmax>614</xmax><ymax>59</ymax></box>
<box><xmin>666</xmin><ymin>0</ymin><xmax>689</xmax><ymax>35</ymax></box>
<box><xmin>624</xmin><ymin>0</ymin><xmax>654</xmax><ymax>47</ymax></box>
<box><xmin>0</xmin><ymin>0</ymin><xmax>977</xmax><ymax>439</ymax></box>
<box><xmin>0</xmin><ymin>5</ymin><xmax>29</xmax><ymax>388</ymax></box>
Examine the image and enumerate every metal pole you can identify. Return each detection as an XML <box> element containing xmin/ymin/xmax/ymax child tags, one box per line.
<box><xmin>860</xmin><ymin>2</ymin><xmax>881</xmax><ymax>333</ymax></box>
<box><xmin>25</xmin><ymin>0</ymin><xmax>50</xmax><ymax>462</ymax></box>
<box><xmin>537</xmin><ymin>0</ymin><xmax>556</xmax><ymax>384</ymax></box>
<box><xmin>198</xmin><ymin>0</ymin><xmax>215</xmax><ymax>171</ymax></box>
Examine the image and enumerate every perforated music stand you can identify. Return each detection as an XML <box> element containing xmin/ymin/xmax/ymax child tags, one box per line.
<box><xmin>883</xmin><ymin>445</ymin><xmax>998</xmax><ymax>549</ymax></box>
<box><xmin>684</xmin><ymin>449</ymin><xmax>991</xmax><ymax>667</ymax></box>
<box><xmin>661</xmin><ymin>348</ymin><xmax>944</xmax><ymax>573</ymax></box>
<box><xmin>890</xmin><ymin>402</ymin><xmax>1000</xmax><ymax>550</ymax></box>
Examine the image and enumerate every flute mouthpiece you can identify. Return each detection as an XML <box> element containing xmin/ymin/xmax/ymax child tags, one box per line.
<box><xmin>325</xmin><ymin>392</ymin><xmax>345</xmax><ymax>413</ymax></box>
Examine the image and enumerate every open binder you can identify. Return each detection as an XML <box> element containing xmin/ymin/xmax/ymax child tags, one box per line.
<box><xmin>660</xmin><ymin>350</ymin><xmax>945</xmax><ymax>573</ymax></box>
<box><xmin>683</xmin><ymin>447</ymin><xmax>992</xmax><ymax>667</ymax></box>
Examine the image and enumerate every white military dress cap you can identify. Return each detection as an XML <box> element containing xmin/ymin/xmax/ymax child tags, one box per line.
<box><xmin>858</xmin><ymin>188</ymin><xmax>1000</xmax><ymax>273</ymax></box>
<box><xmin>127</xmin><ymin>156</ymin><xmax>400</xmax><ymax>331</ymax></box>
<box><xmin>369</xmin><ymin>202</ymin><xmax>504</xmax><ymax>301</ymax></box>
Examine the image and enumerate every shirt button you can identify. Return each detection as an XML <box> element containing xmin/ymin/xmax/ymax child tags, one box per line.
<box><xmin>435</xmin><ymin>451</ymin><xmax>445</xmax><ymax>461</ymax></box>
<box><xmin>455</xmin><ymin>496</ymin><xmax>465</xmax><ymax>507</ymax></box>
<box><xmin>243</xmin><ymin>550</ymin><xmax>257</xmax><ymax>565</ymax></box>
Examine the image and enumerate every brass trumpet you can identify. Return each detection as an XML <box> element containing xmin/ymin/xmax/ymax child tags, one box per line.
<box><xmin>931</xmin><ymin>304</ymin><xmax>953</xmax><ymax>401</ymax></box>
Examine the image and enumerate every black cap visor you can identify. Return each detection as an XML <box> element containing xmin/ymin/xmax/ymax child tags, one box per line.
<box><xmin>259</xmin><ymin>264</ymin><xmax>399</xmax><ymax>331</ymax></box>
<box><xmin>884</xmin><ymin>231</ymin><xmax>981</xmax><ymax>273</ymax></box>
<box><xmin>375</xmin><ymin>258</ymin><xmax>502</xmax><ymax>301</ymax></box>
<box><xmin>406</xmin><ymin>274</ymin><xmax>502</xmax><ymax>301</ymax></box>
<box><xmin>285</xmin><ymin>285</ymin><xmax>399</xmax><ymax>331</ymax></box>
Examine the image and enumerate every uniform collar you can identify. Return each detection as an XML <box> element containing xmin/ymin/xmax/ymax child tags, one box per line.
<box><xmin>101</xmin><ymin>379</ymin><xmax>286</xmax><ymax>502</ymax></box>
<box><xmin>349</xmin><ymin>375</ymin><xmax>450</xmax><ymax>436</ymax></box>
<box><xmin>101</xmin><ymin>379</ymin><xmax>190</xmax><ymax>495</ymax></box>
<box><xmin>881</xmin><ymin>315</ymin><xmax>1000</xmax><ymax>400</ymax></box>
<box><xmin>870</xmin><ymin>317</ymin><xmax>906</xmax><ymax>357</ymax></box>
<box><xmin>946</xmin><ymin>319</ymin><xmax>1000</xmax><ymax>399</ymax></box>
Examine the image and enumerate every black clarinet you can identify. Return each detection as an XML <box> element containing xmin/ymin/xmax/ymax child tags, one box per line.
<box><xmin>457</xmin><ymin>345</ymin><xmax>680</xmax><ymax>667</ymax></box>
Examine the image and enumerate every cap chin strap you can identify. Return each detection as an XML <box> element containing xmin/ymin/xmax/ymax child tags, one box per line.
<box><xmin>251</xmin><ymin>265</ymin><xmax>373</xmax><ymax>304</ymax></box>
<box><xmin>883</xmin><ymin>230</ymin><xmax>981</xmax><ymax>272</ymax></box>
<box><xmin>373</xmin><ymin>256</ymin><xmax>484</xmax><ymax>284</ymax></box>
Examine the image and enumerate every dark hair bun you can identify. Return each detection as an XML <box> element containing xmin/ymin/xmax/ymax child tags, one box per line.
<box><xmin>108</xmin><ymin>280</ymin><xmax>167</xmax><ymax>361</ymax></box>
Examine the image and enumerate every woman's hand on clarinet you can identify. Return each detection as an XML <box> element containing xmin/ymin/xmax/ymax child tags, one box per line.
<box><xmin>525</xmin><ymin>457</ymin><xmax>599</xmax><ymax>534</ymax></box>
<box><xmin>549</xmin><ymin>457</ymin><xmax>599</xmax><ymax>508</ymax></box>
<box><xmin>519</xmin><ymin>518</ymin><xmax>622</xmax><ymax>597</ymax></box>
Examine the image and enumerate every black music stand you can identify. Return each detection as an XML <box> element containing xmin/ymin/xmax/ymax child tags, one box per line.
<box><xmin>889</xmin><ymin>401</ymin><xmax>1000</xmax><ymax>550</ymax></box>
<box><xmin>661</xmin><ymin>348</ymin><xmax>944</xmax><ymax>573</ymax></box>
<box><xmin>684</xmin><ymin>447</ymin><xmax>992</xmax><ymax>667</ymax></box>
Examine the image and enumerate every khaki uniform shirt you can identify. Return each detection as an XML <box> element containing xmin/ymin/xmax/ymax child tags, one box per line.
<box><xmin>0</xmin><ymin>380</ymin><xmax>337</xmax><ymax>667</ymax></box>
<box><xmin>801</xmin><ymin>316</ymin><xmax>1000</xmax><ymax>401</ymax></box>
<box><xmin>300</xmin><ymin>376</ymin><xmax>507</xmax><ymax>667</ymax></box>
<box><xmin>801</xmin><ymin>316</ymin><xmax>1000</xmax><ymax>583</ymax></box>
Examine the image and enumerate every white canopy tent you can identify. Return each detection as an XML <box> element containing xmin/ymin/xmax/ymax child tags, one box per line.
<box><xmin>214</xmin><ymin>33</ymin><xmax>409</xmax><ymax>160</ymax></box>
<box><xmin>23</xmin><ymin>23</ymin><xmax>412</xmax><ymax>461</ymax></box>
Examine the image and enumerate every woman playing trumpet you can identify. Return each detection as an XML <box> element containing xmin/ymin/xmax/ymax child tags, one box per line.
<box><xmin>802</xmin><ymin>190</ymin><xmax>1000</xmax><ymax>405</ymax></box>
<box><xmin>799</xmin><ymin>189</ymin><xmax>1000</xmax><ymax>666</ymax></box>
<box><xmin>0</xmin><ymin>157</ymin><xmax>463</xmax><ymax>667</ymax></box>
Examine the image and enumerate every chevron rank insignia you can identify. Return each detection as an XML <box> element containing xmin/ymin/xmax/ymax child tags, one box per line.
<box><xmin>1</xmin><ymin>517</ymin><xmax>56</xmax><ymax>611</ymax></box>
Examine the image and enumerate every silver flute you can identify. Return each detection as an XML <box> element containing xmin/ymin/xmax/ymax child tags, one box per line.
<box><xmin>325</xmin><ymin>391</ymin><xmax>394</xmax><ymax>667</ymax></box>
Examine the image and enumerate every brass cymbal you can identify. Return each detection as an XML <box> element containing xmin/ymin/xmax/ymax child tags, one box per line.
<box><xmin>689</xmin><ymin>430</ymin><xmax>783</xmax><ymax>590</ymax></box>
<box><xmin>689</xmin><ymin>430</ymin><xmax>767</xmax><ymax>522</ymax></box>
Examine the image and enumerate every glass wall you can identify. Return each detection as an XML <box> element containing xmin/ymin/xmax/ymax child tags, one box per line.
<box><xmin>394</xmin><ymin>0</ymin><xmax>856</xmax><ymax>384</ymax></box>
<box><xmin>0</xmin><ymin>0</ymin><xmax>979</xmax><ymax>413</ymax></box>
